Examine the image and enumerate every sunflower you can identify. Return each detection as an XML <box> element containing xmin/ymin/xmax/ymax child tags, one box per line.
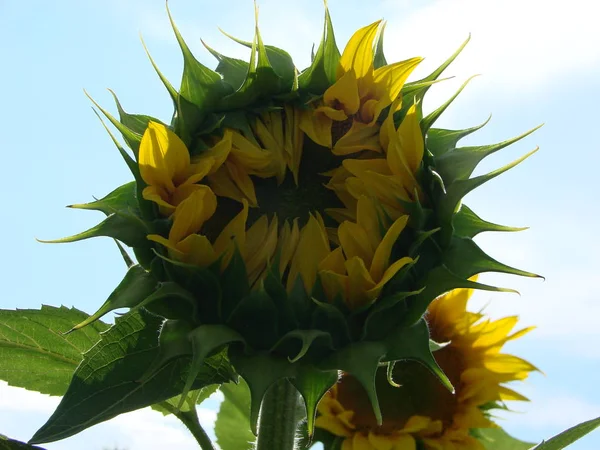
<box><xmin>315</xmin><ymin>285</ymin><xmax>538</xmax><ymax>450</ymax></box>
<box><xmin>137</xmin><ymin>20</ymin><xmax>423</xmax><ymax>311</ymax></box>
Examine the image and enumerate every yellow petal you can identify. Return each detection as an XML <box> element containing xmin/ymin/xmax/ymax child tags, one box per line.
<box><xmin>284</xmin><ymin>105</ymin><xmax>304</xmax><ymax>183</ymax></box>
<box><xmin>321</xmin><ymin>70</ymin><xmax>361</xmax><ymax>118</ymax></box>
<box><xmin>191</xmin><ymin>130</ymin><xmax>232</xmax><ymax>175</ymax></box>
<box><xmin>370</xmin><ymin>215</ymin><xmax>409</xmax><ymax>281</ymax></box>
<box><xmin>139</xmin><ymin>121</ymin><xmax>190</xmax><ymax>190</ymax></box>
<box><xmin>333</xmin><ymin>121</ymin><xmax>382</xmax><ymax>155</ymax></box>
<box><xmin>171</xmin><ymin>183</ymin><xmax>210</xmax><ymax>207</ymax></box>
<box><xmin>351</xmin><ymin>432</ymin><xmax>373</xmax><ymax>450</ymax></box>
<box><xmin>339</xmin><ymin>21</ymin><xmax>381</xmax><ymax>81</ymax></box>
<box><xmin>208</xmin><ymin>166</ymin><xmax>249</xmax><ymax>205</ymax></box>
<box><xmin>402</xmin><ymin>415</ymin><xmax>434</xmax><ymax>433</ymax></box>
<box><xmin>147</xmin><ymin>234</ymin><xmax>182</xmax><ymax>254</ymax></box>
<box><xmin>368</xmin><ymin>256</ymin><xmax>413</xmax><ymax>300</ymax></box>
<box><xmin>142</xmin><ymin>185</ymin><xmax>175</xmax><ymax>214</ymax></box>
<box><xmin>397</xmin><ymin>102</ymin><xmax>424</xmax><ymax>175</ymax></box>
<box><xmin>298</xmin><ymin>106</ymin><xmax>333</xmax><ymax>148</ymax></box>
<box><xmin>177</xmin><ymin>233</ymin><xmax>217</xmax><ymax>267</ymax></box>
<box><xmin>169</xmin><ymin>186</ymin><xmax>217</xmax><ymax>243</ymax></box>
<box><xmin>315</xmin><ymin>416</ymin><xmax>353</xmax><ymax>438</ymax></box>
<box><xmin>345</xmin><ymin>256</ymin><xmax>376</xmax><ymax>309</ymax></box>
<box><xmin>367</xmin><ymin>433</ymin><xmax>394</xmax><ymax>450</ymax></box>
<box><xmin>356</xmin><ymin>196</ymin><xmax>383</xmax><ymax>251</ymax></box>
<box><xmin>185</xmin><ymin>156</ymin><xmax>215</xmax><ymax>185</ymax></box>
<box><xmin>343</xmin><ymin>159</ymin><xmax>392</xmax><ymax>177</ymax></box>
<box><xmin>338</xmin><ymin>221</ymin><xmax>374</xmax><ymax>264</ymax></box>
<box><xmin>278</xmin><ymin>219</ymin><xmax>300</xmax><ymax>275</ymax></box>
<box><xmin>367</xmin><ymin>57</ymin><xmax>422</xmax><ymax>124</ymax></box>
<box><xmin>230</xmin><ymin>131</ymin><xmax>274</xmax><ymax>175</ymax></box>
<box><xmin>226</xmin><ymin>161</ymin><xmax>259</xmax><ymax>207</ymax></box>
<box><xmin>246</xmin><ymin>215</ymin><xmax>279</xmax><ymax>285</ymax></box>
<box><xmin>379</xmin><ymin>98</ymin><xmax>403</xmax><ymax>151</ymax></box>
<box><xmin>287</xmin><ymin>215</ymin><xmax>331</xmax><ymax>292</ymax></box>
<box><xmin>252</xmin><ymin>115</ymin><xmax>286</xmax><ymax>183</ymax></box>
<box><xmin>213</xmin><ymin>199</ymin><xmax>249</xmax><ymax>260</ymax></box>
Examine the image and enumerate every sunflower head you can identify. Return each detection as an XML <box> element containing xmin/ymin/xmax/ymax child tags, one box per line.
<box><xmin>47</xmin><ymin>3</ymin><xmax>541</xmax><ymax>438</ymax></box>
<box><xmin>315</xmin><ymin>286</ymin><xmax>538</xmax><ymax>450</ymax></box>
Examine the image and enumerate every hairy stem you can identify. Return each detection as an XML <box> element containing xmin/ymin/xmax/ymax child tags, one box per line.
<box><xmin>256</xmin><ymin>379</ymin><xmax>300</xmax><ymax>450</ymax></box>
<box><xmin>159</xmin><ymin>401</ymin><xmax>215</xmax><ymax>450</ymax></box>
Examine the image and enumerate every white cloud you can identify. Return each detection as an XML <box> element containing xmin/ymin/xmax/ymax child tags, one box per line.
<box><xmin>0</xmin><ymin>382</ymin><xmax>59</xmax><ymax>414</ymax></box>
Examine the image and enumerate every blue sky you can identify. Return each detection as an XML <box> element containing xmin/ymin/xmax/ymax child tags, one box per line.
<box><xmin>1</xmin><ymin>0</ymin><xmax>599</xmax><ymax>448</ymax></box>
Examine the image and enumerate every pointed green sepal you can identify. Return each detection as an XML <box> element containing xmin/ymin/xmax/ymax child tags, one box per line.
<box><xmin>167</xmin><ymin>5</ymin><xmax>226</xmax><ymax>113</ymax></box>
<box><xmin>201</xmin><ymin>39</ymin><xmax>249</xmax><ymax>92</ymax></box>
<box><xmin>271</xmin><ymin>329</ymin><xmax>333</xmax><ymax>363</ymax></box>
<box><xmin>436</xmin><ymin>124</ymin><xmax>543</xmax><ymax>183</ymax></box>
<box><xmin>228</xmin><ymin>290</ymin><xmax>279</xmax><ymax>350</ymax></box>
<box><xmin>426</xmin><ymin>115</ymin><xmax>491</xmax><ymax>157</ymax></box>
<box><xmin>228</xmin><ymin>349</ymin><xmax>296</xmax><ymax>434</ymax></box>
<box><xmin>439</xmin><ymin>147</ymin><xmax>539</xmax><ymax>225</ymax></box>
<box><xmin>409</xmin><ymin>35</ymin><xmax>470</xmax><ymax>102</ymax></box>
<box><xmin>530</xmin><ymin>415</ymin><xmax>600</xmax><ymax>450</ymax></box>
<box><xmin>218</xmin><ymin>247</ymin><xmax>251</xmax><ymax>321</ymax></box>
<box><xmin>291</xmin><ymin>366</ymin><xmax>338</xmax><ymax>437</ymax></box>
<box><xmin>138</xmin><ymin>319</ymin><xmax>194</xmax><ymax>383</ymax></box>
<box><xmin>38</xmin><ymin>210</ymin><xmax>148</xmax><ymax>248</ymax></box>
<box><xmin>453</xmin><ymin>204</ymin><xmax>528</xmax><ymax>238</ymax></box>
<box><xmin>444</xmin><ymin>236</ymin><xmax>542</xmax><ymax>279</ymax></box>
<box><xmin>320</xmin><ymin>342</ymin><xmax>386</xmax><ymax>425</ymax></box>
<box><xmin>68</xmin><ymin>182</ymin><xmax>137</xmax><ymax>216</ymax></box>
<box><xmin>67</xmin><ymin>265</ymin><xmax>157</xmax><ymax>332</ymax></box>
<box><xmin>298</xmin><ymin>5</ymin><xmax>340</xmax><ymax>94</ymax></box>
<box><xmin>403</xmin><ymin>266</ymin><xmax>519</xmax><ymax>326</ymax></box>
<box><xmin>179</xmin><ymin>325</ymin><xmax>245</xmax><ymax>409</ymax></box>
<box><xmin>131</xmin><ymin>281</ymin><xmax>199</xmax><ymax>321</ymax></box>
<box><xmin>421</xmin><ymin>75</ymin><xmax>479</xmax><ymax>133</ymax></box>
<box><xmin>384</xmin><ymin>319</ymin><xmax>453</xmax><ymax>393</ymax></box>
<box><xmin>361</xmin><ymin>289</ymin><xmax>423</xmax><ymax>341</ymax></box>
<box><xmin>85</xmin><ymin>91</ymin><xmax>142</xmax><ymax>156</ymax></box>
<box><xmin>108</xmin><ymin>89</ymin><xmax>165</xmax><ymax>135</ymax></box>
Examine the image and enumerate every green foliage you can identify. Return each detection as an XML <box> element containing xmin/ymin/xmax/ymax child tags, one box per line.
<box><xmin>30</xmin><ymin>310</ymin><xmax>235</xmax><ymax>444</ymax></box>
<box><xmin>215</xmin><ymin>379</ymin><xmax>256</xmax><ymax>450</ymax></box>
<box><xmin>531</xmin><ymin>416</ymin><xmax>600</xmax><ymax>450</ymax></box>
<box><xmin>68</xmin><ymin>181</ymin><xmax>138</xmax><ymax>216</ymax></box>
<box><xmin>0</xmin><ymin>306</ymin><xmax>108</xmax><ymax>396</ymax></box>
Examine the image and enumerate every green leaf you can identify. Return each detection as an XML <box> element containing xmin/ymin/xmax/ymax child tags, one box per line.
<box><xmin>38</xmin><ymin>210</ymin><xmax>149</xmax><ymax>248</ymax></box>
<box><xmin>30</xmin><ymin>310</ymin><xmax>235</xmax><ymax>444</ymax></box>
<box><xmin>475</xmin><ymin>427</ymin><xmax>533</xmax><ymax>450</ymax></box>
<box><xmin>152</xmin><ymin>385</ymin><xmax>218</xmax><ymax>416</ymax></box>
<box><xmin>298</xmin><ymin>6</ymin><xmax>340</xmax><ymax>94</ymax></box>
<box><xmin>215</xmin><ymin>379</ymin><xmax>256</xmax><ymax>450</ymax></box>
<box><xmin>167</xmin><ymin>6</ymin><xmax>226</xmax><ymax>113</ymax></box>
<box><xmin>69</xmin><ymin>265</ymin><xmax>157</xmax><ymax>331</ymax></box>
<box><xmin>0</xmin><ymin>306</ymin><xmax>108</xmax><ymax>396</ymax></box>
<box><xmin>531</xmin><ymin>416</ymin><xmax>600</xmax><ymax>450</ymax></box>
<box><xmin>435</xmin><ymin>124</ymin><xmax>543</xmax><ymax>184</ymax></box>
<box><xmin>426</xmin><ymin>115</ymin><xmax>491</xmax><ymax>157</ymax></box>
<box><xmin>0</xmin><ymin>436</ymin><xmax>45</xmax><ymax>450</ymax></box>
<box><xmin>68</xmin><ymin>182</ymin><xmax>137</xmax><ymax>216</ymax></box>
<box><xmin>453</xmin><ymin>204</ymin><xmax>528</xmax><ymax>238</ymax></box>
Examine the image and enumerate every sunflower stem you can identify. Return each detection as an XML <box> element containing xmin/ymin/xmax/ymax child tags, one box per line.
<box><xmin>158</xmin><ymin>400</ymin><xmax>215</xmax><ymax>450</ymax></box>
<box><xmin>256</xmin><ymin>379</ymin><xmax>300</xmax><ymax>450</ymax></box>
